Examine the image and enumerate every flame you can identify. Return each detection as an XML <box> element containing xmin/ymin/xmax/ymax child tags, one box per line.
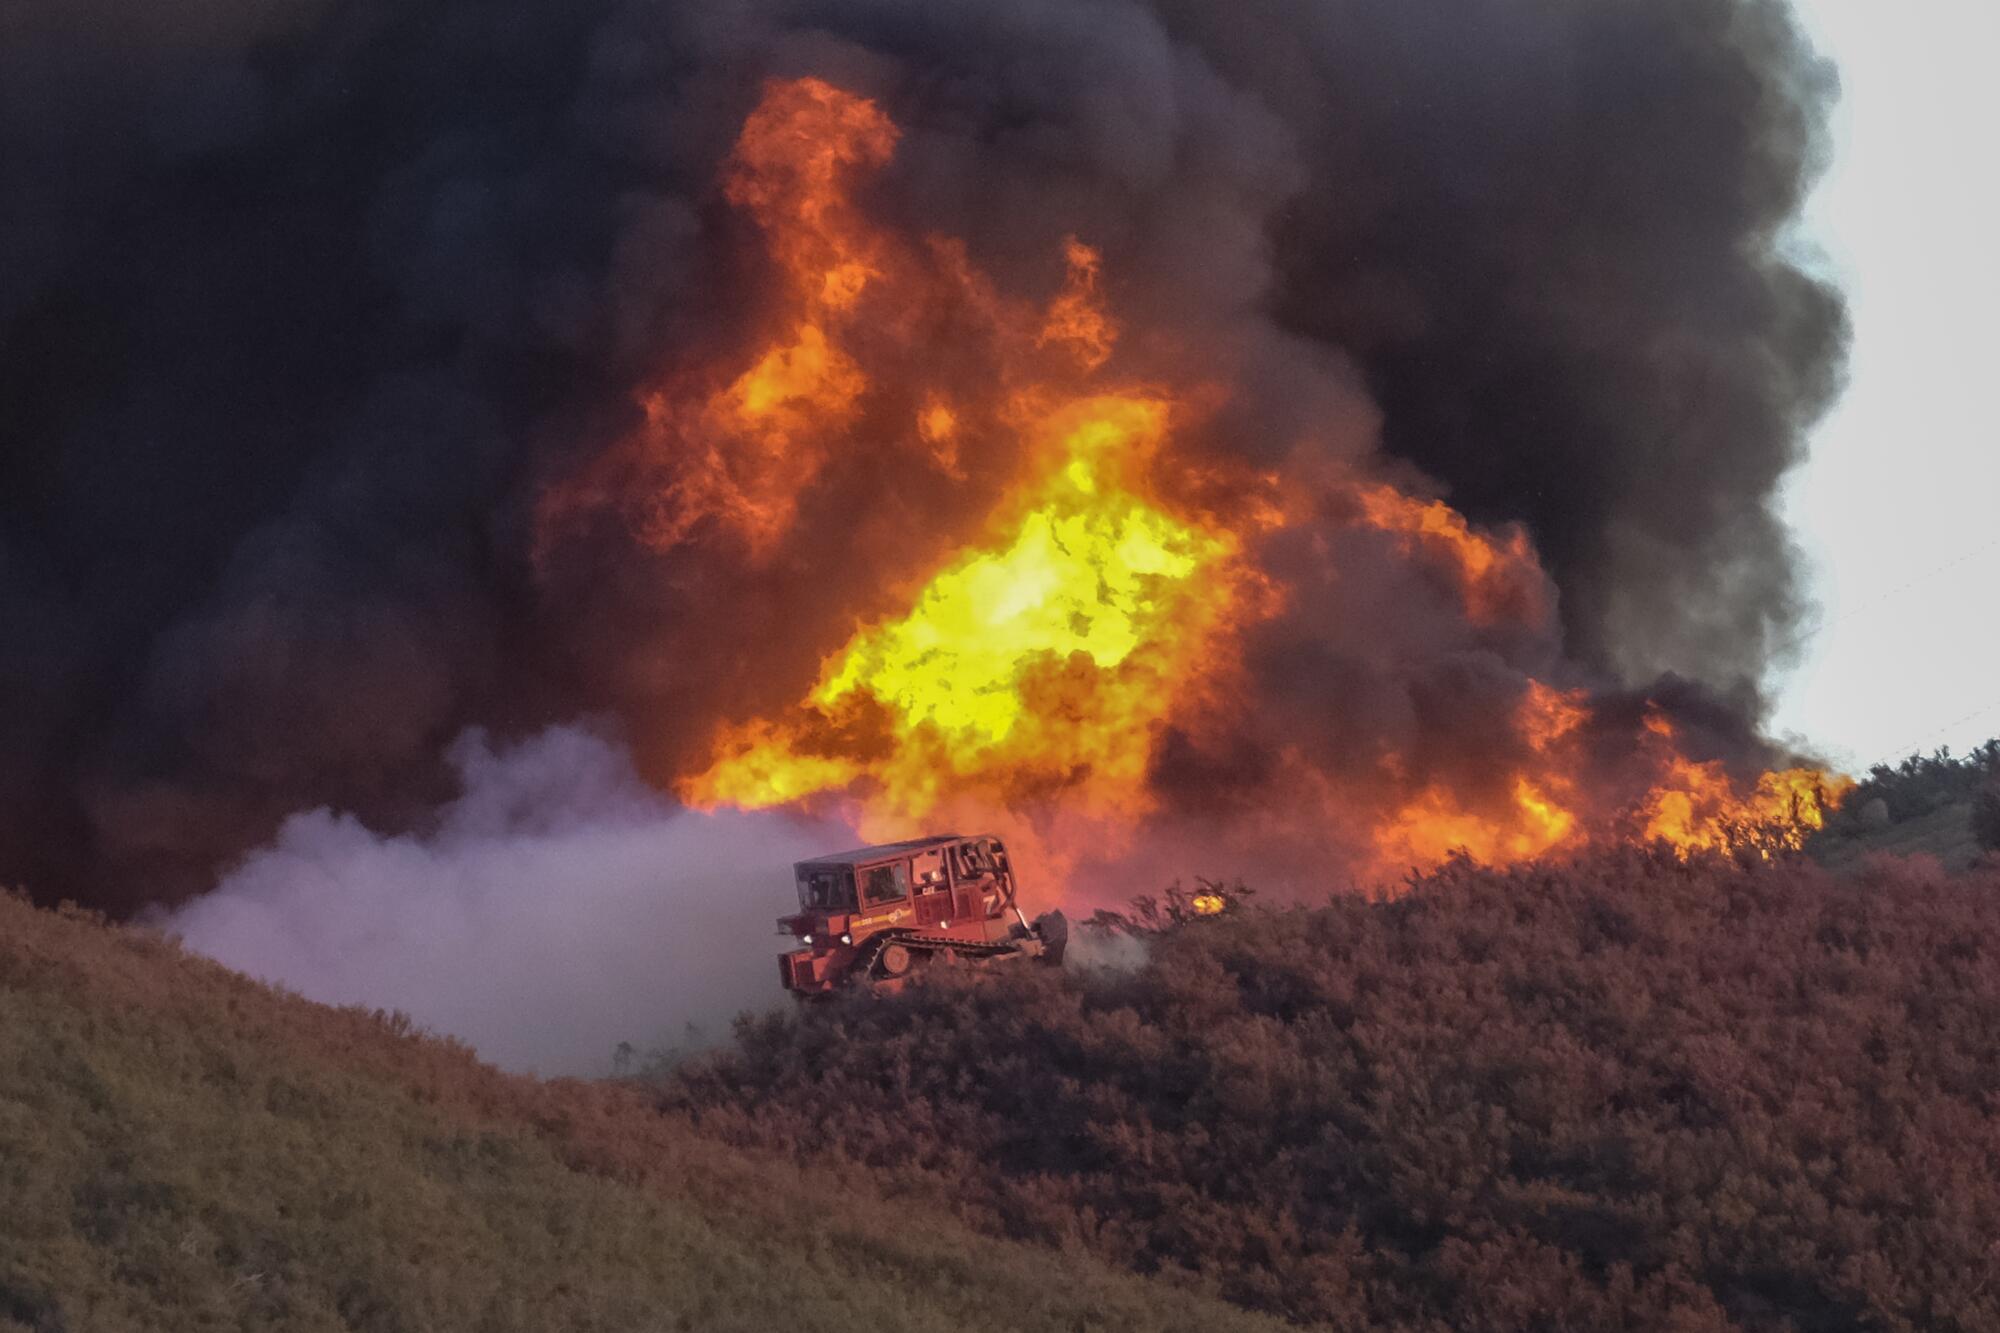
<box><xmin>1037</xmin><ymin>237</ymin><xmax>1119</xmax><ymax>371</ymax></box>
<box><xmin>1520</xmin><ymin>680</ymin><xmax>1589</xmax><ymax>750</ymax></box>
<box><xmin>725</xmin><ymin>76</ymin><xmax>900</xmax><ymax>309</ymax></box>
<box><xmin>1639</xmin><ymin>715</ymin><xmax>1854</xmax><ymax>854</ymax></box>
<box><xmin>1354</xmin><ymin>485</ymin><xmax>1550</xmax><ymax>626</ymax></box>
<box><xmin>652</xmin><ymin>79</ymin><xmax>1262</xmax><ymax>846</ymax></box>
<box><xmin>1366</xmin><ymin>684</ymin><xmax>1852</xmax><ymax>873</ymax></box>
<box><xmin>1368</xmin><ymin>680</ymin><xmax>1584</xmax><ymax>868</ymax></box>
<box><xmin>1190</xmin><ymin>892</ymin><xmax>1228</xmax><ymax>916</ymax></box>
<box><xmin>538</xmin><ymin>77</ymin><xmax>898</xmax><ymax>557</ymax></box>
<box><xmin>551</xmin><ymin>77</ymin><xmax>1855</xmax><ymax>895</ymax></box>
<box><xmin>1373</xmin><ymin>777</ymin><xmax>1578</xmax><ymax>871</ymax></box>
<box><xmin>1369</xmin><ymin>679</ymin><xmax>1588</xmax><ymax>874</ymax></box>
<box><xmin>689</xmin><ymin>393</ymin><xmax>1254</xmax><ymax>831</ymax></box>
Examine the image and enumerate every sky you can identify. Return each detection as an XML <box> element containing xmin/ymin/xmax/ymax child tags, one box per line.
<box><xmin>1770</xmin><ymin>0</ymin><xmax>2000</xmax><ymax>772</ymax></box>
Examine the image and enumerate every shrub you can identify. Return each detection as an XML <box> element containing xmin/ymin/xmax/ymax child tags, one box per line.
<box><xmin>1826</xmin><ymin>739</ymin><xmax>2000</xmax><ymax>830</ymax></box>
<box><xmin>1974</xmin><ymin>776</ymin><xmax>2000</xmax><ymax>853</ymax></box>
<box><xmin>668</xmin><ymin>850</ymin><xmax>2000</xmax><ymax>1331</ymax></box>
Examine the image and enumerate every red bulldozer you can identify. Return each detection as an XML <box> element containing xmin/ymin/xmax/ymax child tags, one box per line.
<box><xmin>777</xmin><ymin>834</ymin><xmax>1068</xmax><ymax>995</ymax></box>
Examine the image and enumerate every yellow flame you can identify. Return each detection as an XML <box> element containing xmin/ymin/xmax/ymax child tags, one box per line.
<box><xmin>1643</xmin><ymin>759</ymin><xmax>1853</xmax><ymax>854</ymax></box>
<box><xmin>1639</xmin><ymin>714</ymin><xmax>1854</xmax><ymax>855</ymax></box>
<box><xmin>688</xmin><ymin>394</ymin><xmax>1249</xmax><ymax>827</ymax></box>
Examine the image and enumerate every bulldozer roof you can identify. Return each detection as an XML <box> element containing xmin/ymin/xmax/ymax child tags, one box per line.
<box><xmin>795</xmin><ymin>833</ymin><xmax>997</xmax><ymax>868</ymax></box>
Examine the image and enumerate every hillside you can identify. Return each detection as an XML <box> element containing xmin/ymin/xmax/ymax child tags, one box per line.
<box><xmin>9</xmin><ymin>830</ymin><xmax>1998</xmax><ymax>1332</ymax></box>
<box><xmin>667</xmin><ymin>849</ymin><xmax>2000</xmax><ymax>1331</ymax></box>
<box><xmin>1811</xmin><ymin>799</ymin><xmax>1984</xmax><ymax>870</ymax></box>
<box><xmin>0</xmin><ymin>891</ymin><xmax>1289</xmax><ymax>1333</ymax></box>
<box><xmin>1808</xmin><ymin>742</ymin><xmax>1998</xmax><ymax>872</ymax></box>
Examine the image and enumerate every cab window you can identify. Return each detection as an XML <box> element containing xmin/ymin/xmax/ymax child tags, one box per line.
<box><xmin>911</xmin><ymin>849</ymin><xmax>946</xmax><ymax>891</ymax></box>
<box><xmin>860</xmin><ymin>862</ymin><xmax>911</xmax><ymax>906</ymax></box>
<box><xmin>797</xmin><ymin>868</ymin><xmax>855</xmax><ymax>911</ymax></box>
<box><xmin>954</xmin><ymin>841</ymin><xmax>992</xmax><ymax>880</ymax></box>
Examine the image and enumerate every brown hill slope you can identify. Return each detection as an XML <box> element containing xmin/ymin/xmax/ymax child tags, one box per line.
<box><xmin>0</xmin><ymin>891</ymin><xmax>1291</xmax><ymax>1333</ymax></box>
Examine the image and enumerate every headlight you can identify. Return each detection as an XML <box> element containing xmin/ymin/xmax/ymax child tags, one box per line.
<box><xmin>801</xmin><ymin>933</ymin><xmax>814</xmax><ymax>946</ymax></box>
<box><xmin>840</xmin><ymin>932</ymin><xmax>853</xmax><ymax>946</ymax></box>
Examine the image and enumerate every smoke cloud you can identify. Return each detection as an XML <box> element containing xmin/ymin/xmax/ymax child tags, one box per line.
<box><xmin>2</xmin><ymin>0</ymin><xmax>1843</xmax><ymax>912</ymax></box>
<box><xmin>167</xmin><ymin>726</ymin><xmax>847</xmax><ymax>1074</ymax></box>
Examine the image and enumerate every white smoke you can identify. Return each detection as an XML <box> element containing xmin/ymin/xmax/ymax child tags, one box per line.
<box><xmin>1066</xmin><ymin>926</ymin><xmax>1152</xmax><ymax>972</ymax></box>
<box><xmin>167</xmin><ymin>725</ymin><xmax>856</xmax><ymax>1075</ymax></box>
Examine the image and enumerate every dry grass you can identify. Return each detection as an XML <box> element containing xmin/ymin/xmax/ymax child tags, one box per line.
<box><xmin>0</xmin><ymin>891</ymin><xmax>1291</xmax><ymax>1333</ymax></box>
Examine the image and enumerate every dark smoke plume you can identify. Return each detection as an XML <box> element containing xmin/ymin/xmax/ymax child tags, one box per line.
<box><xmin>0</xmin><ymin>0</ymin><xmax>1843</xmax><ymax>913</ymax></box>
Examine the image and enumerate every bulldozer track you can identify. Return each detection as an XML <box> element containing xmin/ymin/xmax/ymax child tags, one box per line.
<box><xmin>861</xmin><ymin>929</ymin><xmax>1024</xmax><ymax>976</ymax></box>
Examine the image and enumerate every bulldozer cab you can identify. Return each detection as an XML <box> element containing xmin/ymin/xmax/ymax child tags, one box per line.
<box><xmin>790</xmin><ymin>859</ymin><xmax>925</xmax><ymax>914</ymax></box>
<box><xmin>776</xmin><ymin>833</ymin><xmax>1058</xmax><ymax>996</ymax></box>
<box><xmin>782</xmin><ymin>835</ymin><xmax>1019</xmax><ymax>942</ymax></box>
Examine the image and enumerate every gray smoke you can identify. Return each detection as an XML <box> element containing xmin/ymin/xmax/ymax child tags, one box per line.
<box><xmin>167</xmin><ymin>726</ymin><xmax>850</xmax><ymax>1073</ymax></box>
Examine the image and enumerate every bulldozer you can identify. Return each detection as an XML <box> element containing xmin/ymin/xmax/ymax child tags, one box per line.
<box><xmin>776</xmin><ymin>834</ymin><xmax>1067</xmax><ymax>996</ymax></box>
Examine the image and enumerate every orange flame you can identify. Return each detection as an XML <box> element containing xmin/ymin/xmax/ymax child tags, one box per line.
<box><xmin>1037</xmin><ymin>237</ymin><xmax>1119</xmax><ymax>371</ymax></box>
<box><xmin>1521</xmin><ymin>681</ymin><xmax>1589</xmax><ymax>749</ymax></box>
<box><xmin>1373</xmin><ymin>777</ymin><xmax>1579</xmax><ymax>872</ymax></box>
<box><xmin>556</xmin><ymin>77</ymin><xmax>1853</xmax><ymax>894</ymax></box>
<box><xmin>636</xmin><ymin>79</ymin><xmax>1265</xmax><ymax>850</ymax></box>
<box><xmin>539</xmin><ymin>78</ymin><xmax>898</xmax><ymax>557</ymax></box>
<box><xmin>1639</xmin><ymin>715</ymin><xmax>1854</xmax><ymax>855</ymax></box>
<box><xmin>1371</xmin><ymin>680</ymin><xmax>1586</xmax><ymax>874</ymax></box>
<box><xmin>724</xmin><ymin>78</ymin><xmax>901</xmax><ymax>309</ymax></box>
<box><xmin>1354</xmin><ymin>485</ymin><xmax>1550</xmax><ymax>626</ymax></box>
<box><xmin>917</xmin><ymin>396</ymin><xmax>962</xmax><ymax>475</ymax></box>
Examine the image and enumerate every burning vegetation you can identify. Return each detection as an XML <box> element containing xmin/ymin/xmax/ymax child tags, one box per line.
<box><xmin>542</xmin><ymin>77</ymin><xmax>1848</xmax><ymax>901</ymax></box>
<box><xmin>1</xmin><ymin>0</ymin><xmax>1849</xmax><ymax>916</ymax></box>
